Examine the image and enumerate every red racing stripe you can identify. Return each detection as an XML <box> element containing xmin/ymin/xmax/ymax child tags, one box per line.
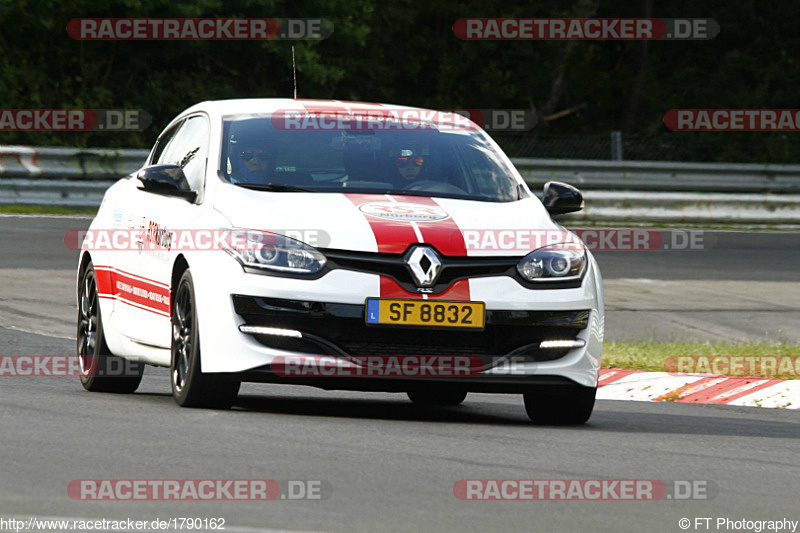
<box><xmin>345</xmin><ymin>194</ymin><xmax>419</xmax><ymax>254</ymax></box>
<box><xmin>429</xmin><ymin>279</ymin><xmax>470</xmax><ymax>301</ymax></box>
<box><xmin>94</xmin><ymin>266</ymin><xmax>170</xmax><ymax>316</ymax></box>
<box><xmin>346</xmin><ymin>194</ymin><xmax>421</xmax><ymax>298</ymax></box>
<box><xmin>392</xmin><ymin>195</ymin><xmax>468</xmax><ymax>257</ymax></box>
<box><xmin>380</xmin><ymin>277</ymin><xmax>422</xmax><ymax>299</ymax></box>
<box><xmin>346</xmin><ymin>194</ymin><xmax>471</xmax><ymax>300</ymax></box>
<box><xmin>94</xmin><ymin>267</ymin><xmax>114</xmax><ymax>298</ymax></box>
<box><xmin>390</xmin><ymin>196</ymin><xmax>470</xmax><ymax>301</ymax></box>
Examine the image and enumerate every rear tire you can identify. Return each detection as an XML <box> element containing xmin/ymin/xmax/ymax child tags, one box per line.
<box><xmin>407</xmin><ymin>389</ymin><xmax>467</xmax><ymax>406</ymax></box>
<box><xmin>77</xmin><ymin>262</ymin><xmax>144</xmax><ymax>394</ymax></box>
<box><xmin>523</xmin><ymin>386</ymin><xmax>596</xmax><ymax>425</ymax></box>
<box><xmin>171</xmin><ymin>269</ymin><xmax>240</xmax><ymax>409</ymax></box>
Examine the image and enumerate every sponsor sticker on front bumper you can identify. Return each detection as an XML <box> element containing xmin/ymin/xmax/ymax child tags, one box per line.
<box><xmin>365</xmin><ymin>298</ymin><xmax>485</xmax><ymax>329</ymax></box>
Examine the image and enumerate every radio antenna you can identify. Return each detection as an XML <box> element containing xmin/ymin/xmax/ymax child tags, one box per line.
<box><xmin>292</xmin><ymin>45</ymin><xmax>297</xmax><ymax>99</ymax></box>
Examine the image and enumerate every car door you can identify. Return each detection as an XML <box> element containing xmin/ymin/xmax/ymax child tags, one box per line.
<box><xmin>114</xmin><ymin>115</ymin><xmax>211</xmax><ymax>348</ymax></box>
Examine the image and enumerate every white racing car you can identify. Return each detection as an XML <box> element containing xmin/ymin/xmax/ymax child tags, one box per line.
<box><xmin>76</xmin><ymin>99</ymin><xmax>603</xmax><ymax>424</ymax></box>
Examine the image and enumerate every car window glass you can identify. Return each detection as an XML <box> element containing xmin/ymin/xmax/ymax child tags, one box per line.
<box><xmin>158</xmin><ymin>116</ymin><xmax>210</xmax><ymax>192</ymax></box>
<box><xmin>151</xmin><ymin>121</ymin><xmax>184</xmax><ymax>165</ymax></box>
<box><xmin>221</xmin><ymin>116</ymin><xmax>520</xmax><ymax>202</ymax></box>
<box><xmin>455</xmin><ymin>141</ymin><xmax>518</xmax><ymax>201</ymax></box>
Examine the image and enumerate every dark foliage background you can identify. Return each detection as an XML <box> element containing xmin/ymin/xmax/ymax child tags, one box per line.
<box><xmin>0</xmin><ymin>0</ymin><xmax>797</xmax><ymax>161</ymax></box>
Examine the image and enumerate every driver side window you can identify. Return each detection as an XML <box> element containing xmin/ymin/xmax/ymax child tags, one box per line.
<box><xmin>151</xmin><ymin>121</ymin><xmax>183</xmax><ymax>166</ymax></box>
<box><xmin>155</xmin><ymin>116</ymin><xmax>210</xmax><ymax>194</ymax></box>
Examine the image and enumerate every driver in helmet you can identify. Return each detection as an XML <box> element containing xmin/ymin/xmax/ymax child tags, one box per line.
<box><xmin>393</xmin><ymin>148</ymin><xmax>425</xmax><ymax>183</ymax></box>
<box><xmin>236</xmin><ymin>146</ymin><xmax>270</xmax><ymax>183</ymax></box>
<box><xmin>228</xmin><ymin>128</ymin><xmax>272</xmax><ymax>184</ymax></box>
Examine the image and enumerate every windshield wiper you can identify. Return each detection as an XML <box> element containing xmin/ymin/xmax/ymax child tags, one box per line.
<box><xmin>235</xmin><ymin>183</ymin><xmax>313</xmax><ymax>192</ymax></box>
<box><xmin>391</xmin><ymin>190</ymin><xmax>438</xmax><ymax>198</ymax></box>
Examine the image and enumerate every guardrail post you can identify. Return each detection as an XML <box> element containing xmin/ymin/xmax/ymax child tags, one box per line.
<box><xmin>611</xmin><ymin>131</ymin><xmax>623</xmax><ymax>161</ymax></box>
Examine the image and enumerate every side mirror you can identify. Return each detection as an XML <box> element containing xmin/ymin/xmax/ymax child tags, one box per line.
<box><xmin>137</xmin><ymin>164</ymin><xmax>197</xmax><ymax>202</ymax></box>
<box><xmin>541</xmin><ymin>181</ymin><xmax>583</xmax><ymax>216</ymax></box>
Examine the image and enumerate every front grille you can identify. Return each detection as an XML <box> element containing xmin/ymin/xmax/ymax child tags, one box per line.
<box><xmin>234</xmin><ymin>295</ymin><xmax>588</xmax><ymax>362</ymax></box>
<box><xmin>336</xmin><ymin>341</ymin><xmax>487</xmax><ymax>357</ymax></box>
<box><xmin>323</xmin><ymin>248</ymin><xmax>582</xmax><ymax>293</ymax></box>
<box><xmin>334</xmin><ymin>341</ymin><xmax>570</xmax><ymax>363</ymax></box>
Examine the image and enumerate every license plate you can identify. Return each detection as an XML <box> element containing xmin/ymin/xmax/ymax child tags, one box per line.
<box><xmin>365</xmin><ymin>298</ymin><xmax>485</xmax><ymax>329</ymax></box>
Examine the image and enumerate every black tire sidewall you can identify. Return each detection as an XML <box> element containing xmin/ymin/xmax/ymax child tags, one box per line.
<box><xmin>408</xmin><ymin>389</ymin><xmax>467</xmax><ymax>406</ymax></box>
<box><xmin>524</xmin><ymin>386</ymin><xmax>596</xmax><ymax>425</ymax></box>
<box><xmin>78</xmin><ymin>265</ymin><xmax>103</xmax><ymax>388</ymax></box>
<box><xmin>171</xmin><ymin>269</ymin><xmax>203</xmax><ymax>405</ymax></box>
<box><xmin>78</xmin><ymin>261</ymin><xmax>143</xmax><ymax>392</ymax></box>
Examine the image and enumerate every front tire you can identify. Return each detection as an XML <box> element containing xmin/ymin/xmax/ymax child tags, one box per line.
<box><xmin>171</xmin><ymin>269</ymin><xmax>240</xmax><ymax>409</ymax></box>
<box><xmin>523</xmin><ymin>386</ymin><xmax>596</xmax><ymax>425</ymax></box>
<box><xmin>77</xmin><ymin>262</ymin><xmax>143</xmax><ymax>393</ymax></box>
<box><xmin>407</xmin><ymin>389</ymin><xmax>467</xmax><ymax>406</ymax></box>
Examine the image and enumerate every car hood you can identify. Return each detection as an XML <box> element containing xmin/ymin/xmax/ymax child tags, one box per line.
<box><xmin>214</xmin><ymin>185</ymin><xmax>562</xmax><ymax>256</ymax></box>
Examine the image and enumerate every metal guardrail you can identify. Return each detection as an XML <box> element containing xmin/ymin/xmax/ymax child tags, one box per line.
<box><xmin>1</xmin><ymin>146</ymin><xmax>799</xmax><ymax>224</ymax></box>
<box><xmin>0</xmin><ymin>145</ymin><xmax>149</xmax><ymax>179</ymax></box>
<box><xmin>567</xmin><ymin>191</ymin><xmax>800</xmax><ymax>224</ymax></box>
<box><xmin>515</xmin><ymin>158</ymin><xmax>800</xmax><ymax>193</ymax></box>
<box><xmin>0</xmin><ymin>179</ymin><xmax>115</xmax><ymax>207</ymax></box>
<box><xmin>0</xmin><ymin>145</ymin><xmax>147</xmax><ymax>208</ymax></box>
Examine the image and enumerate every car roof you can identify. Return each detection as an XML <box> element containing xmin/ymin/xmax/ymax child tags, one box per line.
<box><xmin>178</xmin><ymin>98</ymin><xmax>424</xmax><ymax>119</ymax></box>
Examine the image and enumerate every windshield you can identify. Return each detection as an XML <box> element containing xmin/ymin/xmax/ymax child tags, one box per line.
<box><xmin>220</xmin><ymin>114</ymin><xmax>524</xmax><ymax>202</ymax></box>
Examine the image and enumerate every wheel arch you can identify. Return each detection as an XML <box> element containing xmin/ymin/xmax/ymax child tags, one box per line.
<box><xmin>171</xmin><ymin>254</ymin><xmax>190</xmax><ymax>308</ymax></box>
<box><xmin>77</xmin><ymin>251</ymin><xmax>93</xmax><ymax>304</ymax></box>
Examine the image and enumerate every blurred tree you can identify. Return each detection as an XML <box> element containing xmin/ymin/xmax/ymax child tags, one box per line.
<box><xmin>0</xmin><ymin>0</ymin><xmax>796</xmax><ymax>162</ymax></box>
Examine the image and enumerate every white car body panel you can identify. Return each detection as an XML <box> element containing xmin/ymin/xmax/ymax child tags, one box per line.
<box><xmin>79</xmin><ymin>98</ymin><xmax>604</xmax><ymax>390</ymax></box>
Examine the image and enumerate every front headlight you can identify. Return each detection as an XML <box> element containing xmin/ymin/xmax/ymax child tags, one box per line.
<box><xmin>223</xmin><ymin>231</ymin><xmax>326</xmax><ymax>274</ymax></box>
<box><xmin>516</xmin><ymin>244</ymin><xmax>586</xmax><ymax>282</ymax></box>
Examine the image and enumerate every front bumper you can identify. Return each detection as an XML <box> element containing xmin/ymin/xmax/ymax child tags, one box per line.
<box><xmin>189</xmin><ymin>250</ymin><xmax>604</xmax><ymax>389</ymax></box>
<box><xmin>234</xmin><ymin>295</ymin><xmax>588</xmax><ymax>360</ymax></box>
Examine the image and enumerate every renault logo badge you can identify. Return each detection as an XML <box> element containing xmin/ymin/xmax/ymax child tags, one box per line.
<box><xmin>405</xmin><ymin>245</ymin><xmax>442</xmax><ymax>287</ymax></box>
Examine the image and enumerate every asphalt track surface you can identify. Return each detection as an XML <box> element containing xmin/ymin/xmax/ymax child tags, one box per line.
<box><xmin>2</xmin><ymin>216</ymin><xmax>799</xmax><ymax>279</ymax></box>
<box><xmin>0</xmin><ymin>216</ymin><xmax>799</xmax><ymax>532</ymax></box>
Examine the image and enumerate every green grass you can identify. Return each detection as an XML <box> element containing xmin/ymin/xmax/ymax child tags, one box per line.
<box><xmin>603</xmin><ymin>341</ymin><xmax>800</xmax><ymax>379</ymax></box>
<box><xmin>0</xmin><ymin>204</ymin><xmax>97</xmax><ymax>215</ymax></box>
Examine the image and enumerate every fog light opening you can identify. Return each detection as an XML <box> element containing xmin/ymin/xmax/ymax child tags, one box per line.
<box><xmin>238</xmin><ymin>325</ymin><xmax>303</xmax><ymax>338</ymax></box>
<box><xmin>539</xmin><ymin>339</ymin><xmax>585</xmax><ymax>349</ymax></box>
